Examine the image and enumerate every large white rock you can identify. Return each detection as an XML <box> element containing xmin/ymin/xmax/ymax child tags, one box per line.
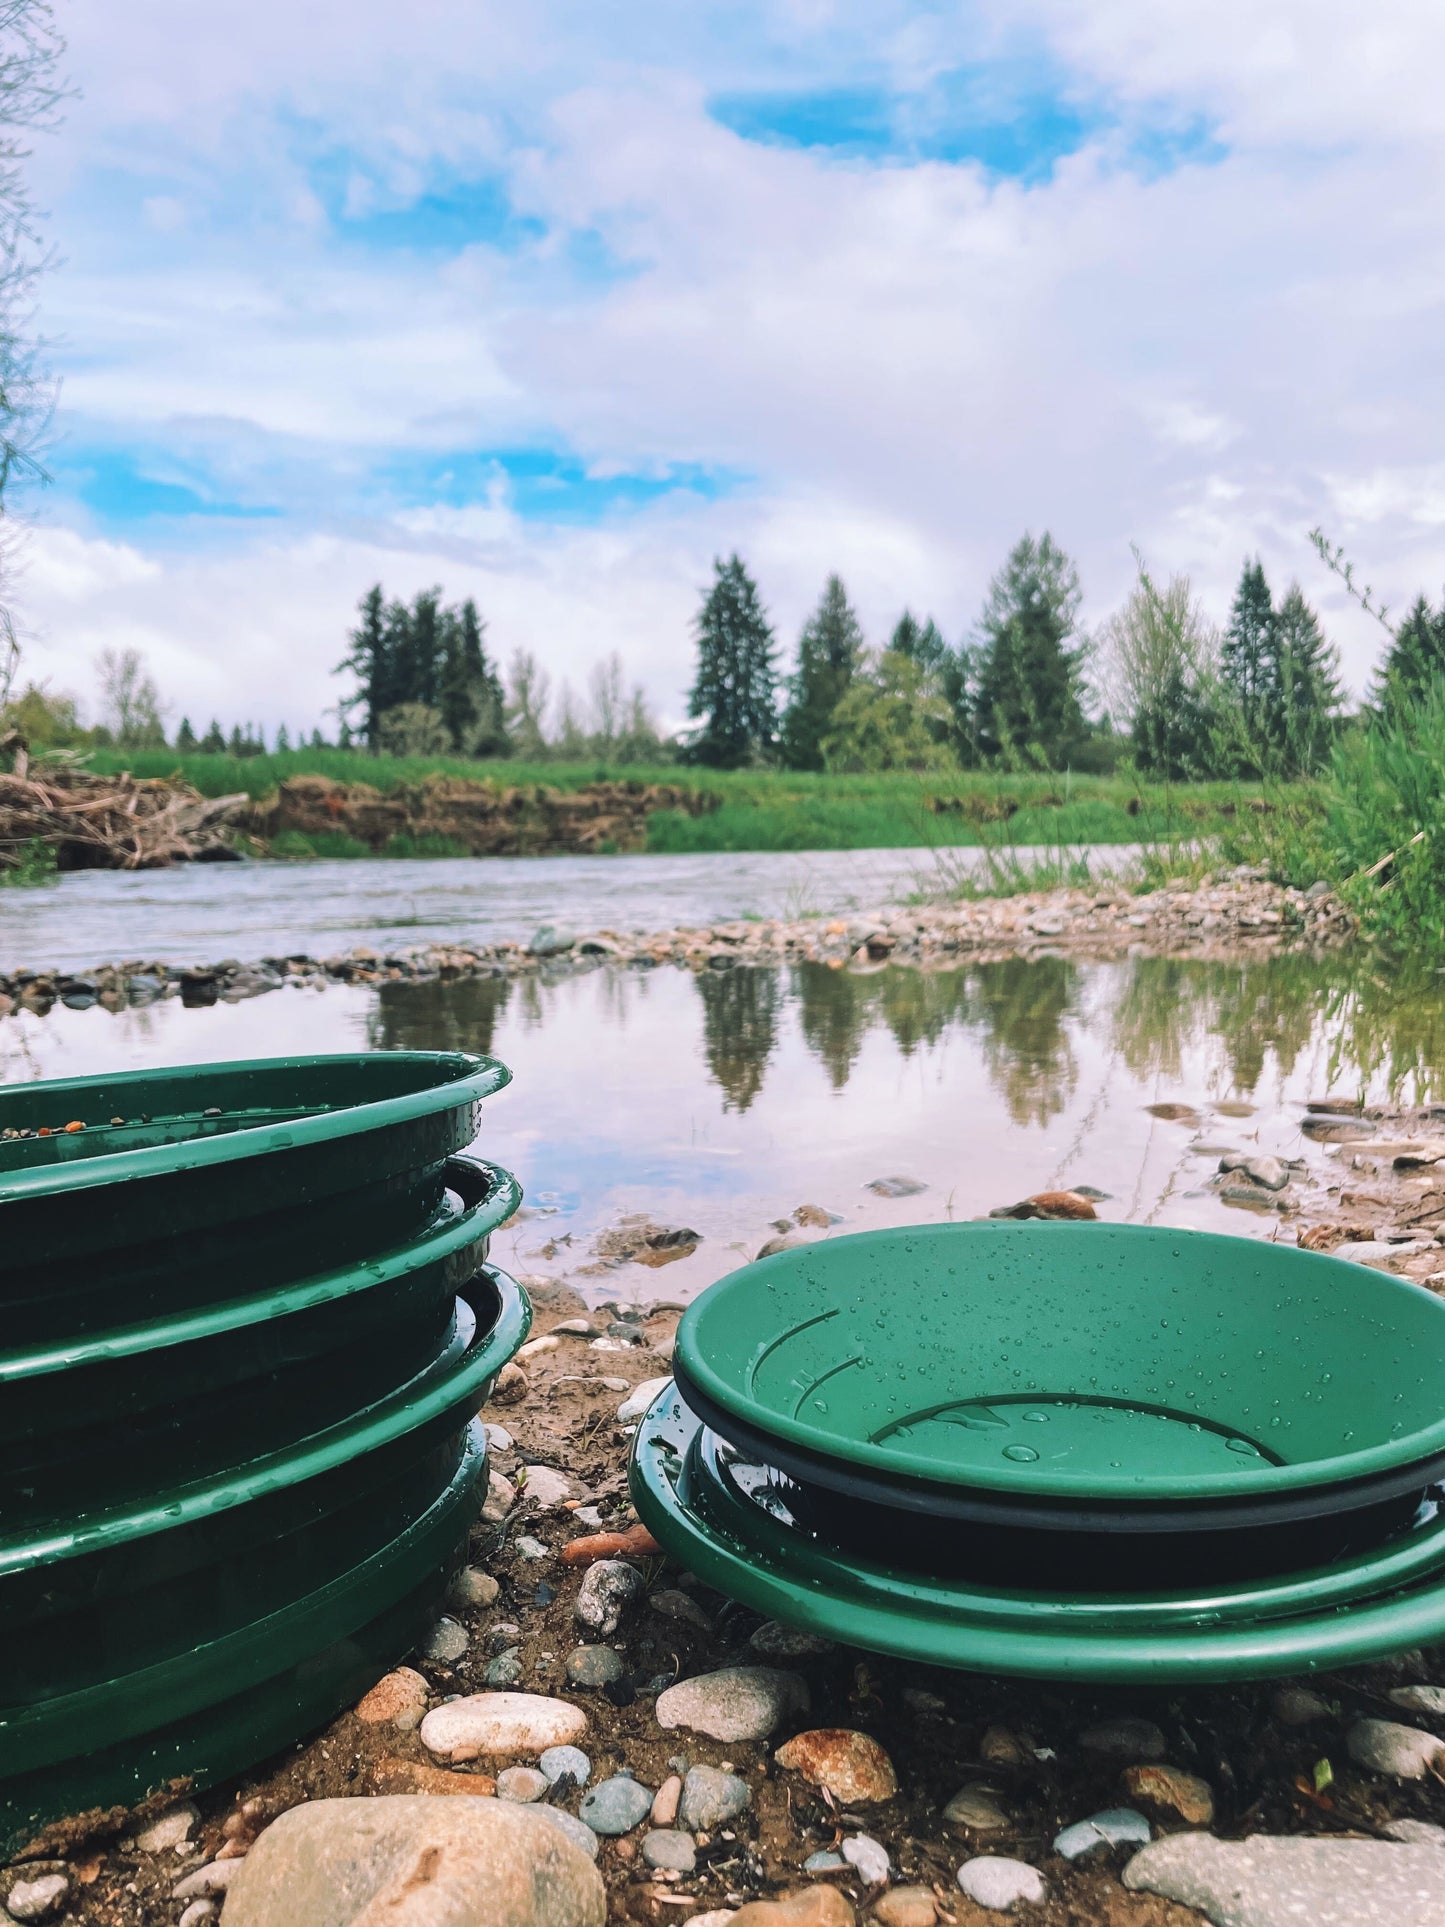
<box><xmin>654</xmin><ymin>1667</ymin><xmax>809</xmax><ymax>1743</ymax></box>
<box><xmin>421</xmin><ymin>1693</ymin><xmax>587</xmax><ymax>1763</ymax></box>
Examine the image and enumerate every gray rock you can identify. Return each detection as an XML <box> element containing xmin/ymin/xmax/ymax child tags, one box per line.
<box><xmin>220</xmin><ymin>1797</ymin><xmax>605</xmax><ymax>1927</ymax></box>
<box><xmin>486</xmin><ymin>1649</ymin><xmax>524</xmax><ymax>1687</ymax></box>
<box><xmin>172</xmin><ymin>1862</ymin><xmax>243</xmax><ymax>1901</ymax></box>
<box><xmin>1272</xmin><ymin>1684</ymin><xmax>1332</xmax><ymax>1726</ymax></box>
<box><xmin>1348</xmin><ymin>1717</ymin><xmax>1445</xmax><ymax>1780</ymax></box>
<box><xmin>803</xmin><ymin>1852</ymin><xmax>847</xmax><ymax>1873</ymax></box>
<box><xmin>649</xmin><ymin>1588</ymin><xmax>714</xmax><ymax>1633</ymax></box>
<box><xmin>496</xmin><ymin>1767</ymin><xmax>550</xmax><ymax>1803</ymax></box>
<box><xmin>178</xmin><ymin>1903</ymin><xmax>216</xmax><ymax>1927</ymax></box>
<box><xmin>943</xmin><ymin>1786</ymin><xmax>1009</xmax><ymax>1832</ymax></box>
<box><xmin>1218</xmin><ymin>1153</ymin><xmax>1289</xmax><ymax>1191</ymax></box>
<box><xmin>134</xmin><ymin>1801</ymin><xmax>199</xmax><ymax>1851</ymax></box>
<box><xmin>540</xmin><ymin>1745</ymin><xmax>592</xmax><ymax>1789</ymax></box>
<box><xmin>747</xmin><ymin>1622</ymin><xmax>835</xmax><ymax>1660</ymax></box>
<box><xmin>1386</xmin><ymin>1819</ymin><xmax>1445</xmax><ymax>1846</ymax></box>
<box><xmin>678</xmin><ymin>1766</ymin><xmax>752</xmax><ymax>1831</ymax></box>
<box><xmin>1053</xmin><ymin>1809</ymin><xmax>1151</xmax><ymax>1859</ymax></box>
<box><xmin>956</xmin><ymin>1858</ymin><xmax>1048</xmax><ymax>1910</ymax></box>
<box><xmin>580</xmin><ymin>1775</ymin><xmax>654</xmax><ymax>1836</ymax></box>
<box><xmin>654</xmin><ymin>1666</ymin><xmax>809</xmax><ymax>1742</ymax></box>
<box><xmin>1079</xmin><ymin>1716</ymin><xmax>1166</xmax><ymax>1762</ymax></box>
<box><xmin>516</xmin><ymin>1535</ymin><xmax>550</xmax><ymax>1561</ymax></box>
<box><xmin>1388</xmin><ymin>1684</ymin><xmax>1445</xmax><ymax>1718</ymax></box>
<box><xmin>529</xmin><ymin>926</ymin><xmax>578</xmax><ymax>957</ymax></box>
<box><xmin>642</xmin><ymin>1831</ymin><xmax>697</xmax><ymax>1873</ymax></box>
<box><xmin>4</xmin><ymin>1875</ymin><xmax>69</xmax><ymax>1921</ymax></box>
<box><xmin>531</xmin><ymin>1805</ymin><xmax>601</xmax><ymax>1862</ymax></box>
<box><xmin>618</xmin><ymin>1378</ymin><xmax>673</xmax><ymax>1423</ymax></box>
<box><xmin>523</xmin><ymin>1465</ymin><xmax>575</xmax><ymax>1509</ymax></box>
<box><xmin>1123</xmin><ymin>1833</ymin><xmax>1445</xmax><ymax>1927</ymax></box>
<box><xmin>420</xmin><ymin>1616</ymin><xmax>471</xmax><ymax>1664</ymax></box>
<box><xmin>865</xmin><ymin>1176</ymin><xmax>927</xmax><ymax>1197</ymax></box>
<box><xmin>574</xmin><ymin>1559</ymin><xmax>645</xmax><ymax>1637</ymax></box>
<box><xmin>566</xmin><ymin>1645</ymin><xmax>626</xmax><ymax>1689</ymax></box>
<box><xmin>843</xmin><ymin>1835</ymin><xmax>890</xmax><ymax>1885</ymax></box>
<box><xmin>447</xmin><ymin>1567</ymin><xmax>501</xmax><ymax>1611</ymax></box>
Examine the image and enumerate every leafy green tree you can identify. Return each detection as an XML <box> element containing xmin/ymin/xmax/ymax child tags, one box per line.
<box><xmin>377</xmin><ymin>701</ymin><xmax>448</xmax><ymax>757</ymax></box>
<box><xmin>504</xmin><ymin>649</ymin><xmax>551</xmax><ymax>758</ymax></box>
<box><xmin>972</xmin><ymin>533</ymin><xmax>1086</xmax><ymax>766</ymax></box>
<box><xmin>685</xmin><ymin>554</ymin><xmax>778</xmax><ymax>768</ymax></box>
<box><xmin>96</xmin><ymin>646</ymin><xmax>167</xmax><ymax>747</ymax></box>
<box><xmin>1099</xmin><ymin>559</ymin><xmax>1225</xmax><ymax>780</ymax></box>
<box><xmin>1373</xmin><ymin>593</ymin><xmax>1445</xmax><ymax>710</ymax></box>
<box><xmin>201</xmin><ymin>718</ymin><xmax>225</xmax><ymax>753</ymax></box>
<box><xmin>1272</xmin><ymin>583</ymin><xmax>1342</xmax><ymax>772</ymax></box>
<box><xmin>779</xmin><ymin>576</ymin><xmax>865</xmax><ymax>770</ymax></box>
<box><xmin>820</xmin><ymin>649</ymin><xmax>957</xmax><ymax>772</ymax></box>
<box><xmin>175</xmin><ymin>715</ymin><xmax>197</xmax><ymax>752</ymax></box>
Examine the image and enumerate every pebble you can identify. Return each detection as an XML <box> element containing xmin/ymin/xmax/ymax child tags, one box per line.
<box><xmin>1123</xmin><ymin>1764</ymin><xmax>1215</xmax><ymax>1827</ymax></box>
<box><xmin>1124</xmin><ymin>1834</ymin><xmax>1445</xmax><ymax>1927</ymax></box>
<box><xmin>1272</xmin><ymin>1684</ymin><xmax>1332</xmax><ymax>1725</ymax></box>
<box><xmin>481</xmin><ymin>1469</ymin><xmax>518</xmax><ymax>1522</ymax></box>
<box><xmin>1388</xmin><ymin>1684</ymin><xmax>1445</xmax><ymax>1717</ymax></box>
<box><xmin>684</xmin><ymin>1915</ymin><xmax>738</xmax><ymax>1927</ymax></box>
<box><xmin>655</xmin><ymin>1667</ymin><xmax>810</xmax><ymax>1742</ymax></box>
<box><xmin>618</xmin><ymin>1377</ymin><xmax>673</xmax><ymax>1423</ymax></box>
<box><xmin>485</xmin><ymin>1649</ymin><xmax>524</xmax><ymax>1687</ymax></box>
<box><xmin>748</xmin><ymin>1622</ymin><xmax>835</xmax><ymax>1660</ymax></box>
<box><xmin>650</xmin><ymin>1588</ymin><xmax>715</xmax><ymax>1632</ymax></box>
<box><xmin>493</xmin><ymin>1363</ymin><xmax>528</xmax><ymax>1405</ymax></box>
<box><xmin>447</xmin><ymin>1567</ymin><xmax>501</xmax><ymax>1610</ymax></box>
<box><xmin>179</xmin><ymin>1905</ymin><xmax>216</xmax><ymax>1927</ymax></box>
<box><xmin>4</xmin><ymin>1875</ymin><xmax>69</xmax><ymax>1921</ymax></box>
<box><xmin>774</xmin><ymin>1729</ymin><xmax>898</xmax><ymax>1804</ymax></box>
<box><xmin>580</xmin><ymin>1774</ymin><xmax>654</xmax><ymax>1835</ymax></box>
<box><xmin>172</xmin><ymin>1862</ymin><xmax>244</xmax><ymax>1901</ymax></box>
<box><xmin>485</xmin><ymin>1422</ymin><xmax>516</xmax><ymax>1450</ymax></box>
<box><xmin>420</xmin><ymin>1691</ymin><xmax>588</xmax><ymax>1761</ymax></box>
<box><xmin>943</xmin><ymin>1786</ymin><xmax>1010</xmax><ymax>1833</ymax></box>
<box><xmin>523</xmin><ymin>1464</ymin><xmax>574</xmax><ymax>1508</ymax></box>
<box><xmin>730</xmin><ymin>1890</ymin><xmax>856</xmax><ymax>1927</ymax></box>
<box><xmin>955</xmin><ymin>1857</ymin><xmax>1048</xmax><ymax>1910</ymax></box>
<box><xmin>218</xmin><ymin>1795</ymin><xmax>605</xmax><ymax>1924</ymax></box>
<box><xmin>566</xmin><ymin>1645</ymin><xmax>626</xmax><ymax>1689</ymax></box>
<box><xmin>541</xmin><ymin>1744</ymin><xmax>592</xmax><ymax>1788</ymax></box>
<box><xmin>842</xmin><ymin>1835</ymin><xmax>889</xmax><ymax>1885</ymax></box>
<box><xmin>1053</xmin><ymin>1808</ymin><xmax>1151</xmax><ymax>1859</ymax></box>
<box><xmin>802</xmin><ymin>1852</ymin><xmax>846</xmax><ymax>1872</ymax></box>
<box><xmin>1219</xmin><ymin>1152</ymin><xmax>1289</xmax><ymax>1190</ymax></box>
<box><xmin>516</xmin><ymin>1534</ymin><xmax>551</xmax><ymax>1560</ymax></box>
<box><xmin>1079</xmin><ymin>1716</ymin><xmax>1167</xmax><ymax>1762</ymax></box>
<box><xmin>574</xmin><ymin>1558</ymin><xmax>645</xmax><ymax>1637</ymax></box>
<box><xmin>1347</xmin><ymin>1718</ymin><xmax>1445</xmax><ymax>1780</ymax></box>
<box><xmin>979</xmin><ymin>1726</ymin><xmax>1029</xmax><ymax>1767</ymax></box>
<box><xmin>642</xmin><ymin>1830</ymin><xmax>698</xmax><ymax>1873</ymax></box>
<box><xmin>552</xmin><ymin>1318</ymin><xmax>597</xmax><ymax>1337</ymax></box>
<box><xmin>866</xmin><ymin>1176</ymin><xmax>926</xmax><ymax>1197</ymax></box>
<box><xmin>678</xmin><ymin>1766</ymin><xmax>752</xmax><ymax>1831</ymax></box>
<box><xmin>419</xmin><ymin>1616</ymin><xmax>470</xmax><ymax>1664</ymax></box>
<box><xmin>496</xmin><ymin>1766</ymin><xmax>550</xmax><ymax>1803</ymax></box>
<box><xmin>518</xmin><ymin>1334</ymin><xmax>561</xmax><ymax>1361</ymax></box>
<box><xmin>134</xmin><ymin>1800</ymin><xmax>200</xmax><ymax>1851</ymax></box>
<box><xmin>531</xmin><ymin>1805</ymin><xmax>601</xmax><ymax>1862</ymax></box>
<box><xmin>652</xmin><ymin>1774</ymin><xmax>683</xmax><ymax>1826</ymax></box>
<box><xmin>871</xmin><ymin>1890</ymin><xmax>937</xmax><ymax>1927</ymax></box>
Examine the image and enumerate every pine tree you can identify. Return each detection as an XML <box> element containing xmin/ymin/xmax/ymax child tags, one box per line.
<box><xmin>1272</xmin><ymin>583</ymin><xmax>1342</xmax><ymax>772</ymax></box>
<box><xmin>175</xmin><ymin>716</ymin><xmax>197</xmax><ymax>751</ymax></box>
<box><xmin>201</xmin><ymin>719</ymin><xmax>225</xmax><ymax>753</ymax></box>
<box><xmin>972</xmin><ymin>533</ymin><xmax>1086</xmax><ymax>767</ymax></box>
<box><xmin>1220</xmin><ymin>558</ymin><xmax>1276</xmax><ymax>741</ymax></box>
<box><xmin>685</xmin><ymin>555</ymin><xmax>778</xmax><ymax>768</ymax></box>
<box><xmin>275</xmin><ymin>722</ymin><xmax>290</xmax><ymax>752</ymax></box>
<box><xmin>890</xmin><ymin>610</ymin><xmax>949</xmax><ymax>673</ymax></box>
<box><xmin>779</xmin><ymin>575</ymin><xmax>864</xmax><ymax>771</ymax></box>
<box><xmin>439</xmin><ymin>598</ymin><xmax>508</xmax><ymax>755</ymax></box>
<box><xmin>335</xmin><ymin>585</ymin><xmax>392</xmax><ymax>748</ymax></box>
<box><xmin>1374</xmin><ymin>594</ymin><xmax>1445</xmax><ymax>709</ymax></box>
<box><xmin>309</xmin><ymin>727</ymin><xmax>325</xmax><ymax>749</ymax></box>
<box><xmin>227</xmin><ymin>724</ymin><xmax>244</xmax><ymax>756</ymax></box>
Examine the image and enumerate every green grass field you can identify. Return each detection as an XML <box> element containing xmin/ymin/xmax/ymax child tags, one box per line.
<box><xmin>86</xmin><ymin>746</ymin><xmax>1281</xmax><ymax>857</ymax></box>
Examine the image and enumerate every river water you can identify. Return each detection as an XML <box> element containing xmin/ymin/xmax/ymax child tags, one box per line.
<box><xmin>4</xmin><ymin>923</ymin><xmax>1441</xmax><ymax>1308</ymax></box>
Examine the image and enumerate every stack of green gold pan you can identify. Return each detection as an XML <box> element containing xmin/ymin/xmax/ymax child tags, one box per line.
<box><xmin>0</xmin><ymin>1053</ymin><xmax>529</xmax><ymax>1853</ymax></box>
<box><xmin>631</xmin><ymin>1222</ymin><xmax>1445</xmax><ymax>1681</ymax></box>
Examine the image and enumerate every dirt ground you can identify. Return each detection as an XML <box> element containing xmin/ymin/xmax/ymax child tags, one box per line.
<box><xmin>12</xmin><ymin>1256</ymin><xmax>1444</xmax><ymax>1927</ymax></box>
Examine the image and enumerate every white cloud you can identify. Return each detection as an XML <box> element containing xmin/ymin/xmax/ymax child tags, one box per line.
<box><xmin>13</xmin><ymin>0</ymin><xmax>1445</xmax><ymax>722</ymax></box>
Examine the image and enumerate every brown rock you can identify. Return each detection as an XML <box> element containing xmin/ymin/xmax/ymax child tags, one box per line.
<box><xmin>1027</xmin><ymin>1190</ymin><xmax>1097</xmax><ymax>1220</ymax></box>
<box><xmin>355</xmin><ymin>1667</ymin><xmax>429</xmax><ymax>1730</ymax></box>
<box><xmin>774</xmin><ymin>1730</ymin><xmax>899</xmax><ymax>1805</ymax></box>
<box><xmin>1123</xmin><ymin>1764</ymin><xmax>1215</xmax><ymax>1827</ymax></box>
<box><xmin>1146</xmin><ymin>1103</ymin><xmax>1202</xmax><ymax>1123</ymax></box>
<box><xmin>493</xmin><ymin>1364</ymin><xmax>528</xmax><ymax>1405</ymax></box>
<box><xmin>367</xmin><ymin>1759</ymin><xmax>499</xmax><ymax>1798</ymax></box>
<box><xmin>870</xmin><ymin>1889</ymin><xmax>937</xmax><ymax>1927</ymax></box>
<box><xmin>793</xmin><ymin>1205</ymin><xmax>833</xmax><ymax>1228</ymax></box>
<box><xmin>731</xmin><ymin>1889</ymin><xmax>856</xmax><ymax>1927</ymax></box>
<box><xmin>979</xmin><ymin>1726</ymin><xmax>1030</xmax><ymax>1767</ymax></box>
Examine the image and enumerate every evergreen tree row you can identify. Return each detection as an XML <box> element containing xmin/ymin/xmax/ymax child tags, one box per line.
<box><xmin>337</xmin><ymin>586</ymin><xmax>509</xmax><ymax>756</ymax></box>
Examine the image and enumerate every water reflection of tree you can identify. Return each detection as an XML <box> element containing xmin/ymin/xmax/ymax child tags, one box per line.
<box><xmin>877</xmin><ymin>968</ymin><xmax>975</xmax><ymax>1057</ymax></box>
<box><xmin>695</xmin><ymin>966</ymin><xmax>780</xmax><ymax>1112</ymax></box>
<box><xmin>793</xmin><ymin>964</ymin><xmax>871</xmax><ymax>1089</ymax></box>
<box><xmin>368</xmin><ymin>974</ymin><xmax>513</xmax><ymax>1057</ymax></box>
<box><xmin>972</xmin><ymin>957</ymin><xmax>1080</xmax><ymax>1126</ymax></box>
<box><xmin>1109</xmin><ymin>956</ymin><xmax>1333</xmax><ymax>1096</ymax></box>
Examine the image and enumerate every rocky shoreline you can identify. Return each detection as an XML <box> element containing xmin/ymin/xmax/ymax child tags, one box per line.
<box><xmin>13</xmin><ymin>1268</ymin><xmax>1443</xmax><ymax>1927</ymax></box>
<box><xmin>0</xmin><ymin>873</ymin><xmax>1356</xmax><ymax>1015</ymax></box>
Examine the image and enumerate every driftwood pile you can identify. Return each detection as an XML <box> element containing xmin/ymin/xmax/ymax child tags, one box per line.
<box><xmin>0</xmin><ymin>740</ymin><xmax>245</xmax><ymax>872</ymax></box>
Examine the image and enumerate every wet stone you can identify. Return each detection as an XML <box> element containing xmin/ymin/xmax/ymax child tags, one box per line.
<box><xmin>580</xmin><ymin>1774</ymin><xmax>654</xmax><ymax>1836</ymax></box>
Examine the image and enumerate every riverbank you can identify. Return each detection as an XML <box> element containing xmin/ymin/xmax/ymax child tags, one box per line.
<box><xmin>0</xmin><ymin>872</ymin><xmax>1355</xmax><ymax>1014</ymax></box>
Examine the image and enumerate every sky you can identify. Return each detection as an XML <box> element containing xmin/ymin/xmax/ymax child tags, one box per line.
<box><xmin>11</xmin><ymin>0</ymin><xmax>1445</xmax><ymax>735</ymax></box>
